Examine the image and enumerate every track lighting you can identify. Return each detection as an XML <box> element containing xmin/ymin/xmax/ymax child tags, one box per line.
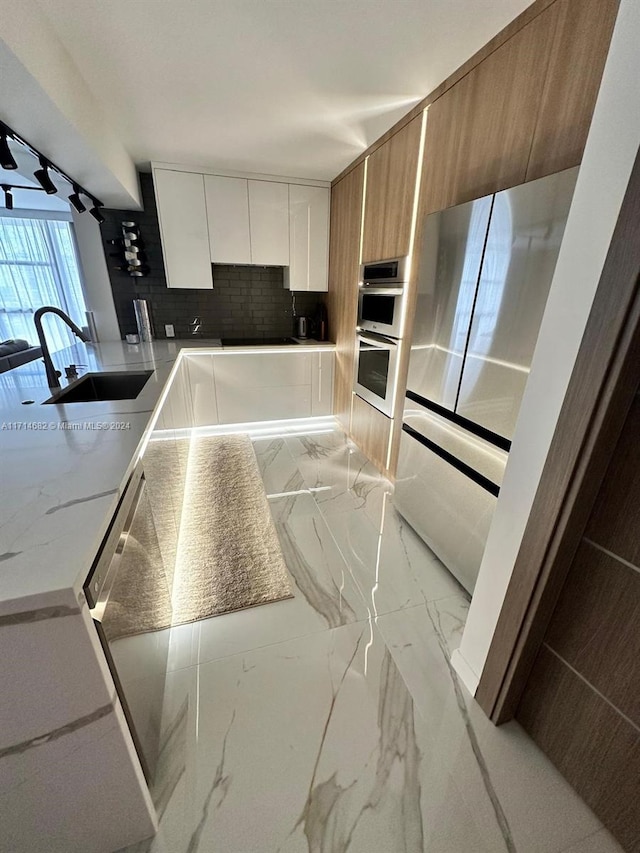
<box><xmin>0</xmin><ymin>132</ymin><xmax>17</xmax><ymax>170</ymax></box>
<box><xmin>89</xmin><ymin>204</ymin><xmax>105</xmax><ymax>224</ymax></box>
<box><xmin>33</xmin><ymin>158</ymin><xmax>58</xmax><ymax>194</ymax></box>
<box><xmin>1</xmin><ymin>184</ymin><xmax>13</xmax><ymax>210</ymax></box>
<box><xmin>68</xmin><ymin>185</ymin><xmax>86</xmax><ymax>213</ymax></box>
<box><xmin>0</xmin><ymin>120</ymin><xmax>105</xmax><ymax>223</ymax></box>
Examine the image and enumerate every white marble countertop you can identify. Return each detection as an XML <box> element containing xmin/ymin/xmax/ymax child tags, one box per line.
<box><xmin>0</xmin><ymin>340</ymin><xmax>203</xmax><ymax>613</ymax></box>
<box><xmin>0</xmin><ymin>338</ymin><xmax>336</xmax><ymax>615</ymax></box>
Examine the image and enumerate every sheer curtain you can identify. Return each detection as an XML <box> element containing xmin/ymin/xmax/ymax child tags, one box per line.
<box><xmin>0</xmin><ymin>217</ymin><xmax>87</xmax><ymax>352</ymax></box>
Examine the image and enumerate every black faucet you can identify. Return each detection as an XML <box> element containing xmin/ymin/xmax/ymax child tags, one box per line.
<box><xmin>33</xmin><ymin>306</ymin><xmax>90</xmax><ymax>389</ymax></box>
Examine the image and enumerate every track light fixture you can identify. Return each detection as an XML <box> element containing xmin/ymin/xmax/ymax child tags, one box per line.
<box><xmin>68</xmin><ymin>185</ymin><xmax>86</xmax><ymax>213</ymax></box>
<box><xmin>1</xmin><ymin>184</ymin><xmax>13</xmax><ymax>210</ymax></box>
<box><xmin>33</xmin><ymin>157</ymin><xmax>58</xmax><ymax>194</ymax></box>
<box><xmin>0</xmin><ymin>132</ymin><xmax>17</xmax><ymax>170</ymax></box>
<box><xmin>89</xmin><ymin>204</ymin><xmax>105</xmax><ymax>224</ymax></box>
<box><xmin>0</xmin><ymin>119</ymin><xmax>104</xmax><ymax>221</ymax></box>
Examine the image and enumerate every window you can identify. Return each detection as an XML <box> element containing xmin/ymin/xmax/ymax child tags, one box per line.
<box><xmin>0</xmin><ymin>217</ymin><xmax>87</xmax><ymax>353</ymax></box>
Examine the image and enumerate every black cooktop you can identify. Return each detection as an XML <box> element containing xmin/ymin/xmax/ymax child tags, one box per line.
<box><xmin>221</xmin><ymin>337</ymin><xmax>298</xmax><ymax>346</ymax></box>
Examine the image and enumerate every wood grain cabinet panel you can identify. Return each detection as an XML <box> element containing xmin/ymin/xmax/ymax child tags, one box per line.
<box><xmin>518</xmin><ymin>645</ymin><xmax>640</xmax><ymax>853</ymax></box>
<box><xmin>361</xmin><ymin>114</ymin><xmax>423</xmax><ymax>263</ymax></box>
<box><xmin>420</xmin><ymin>8</ymin><xmax>554</xmax><ymax>217</ymax></box>
<box><xmin>350</xmin><ymin>394</ymin><xmax>391</xmax><ymax>474</ymax></box>
<box><xmin>585</xmin><ymin>396</ymin><xmax>640</xmax><ymax>566</ymax></box>
<box><xmin>545</xmin><ymin>540</ymin><xmax>640</xmax><ymax>726</ymax></box>
<box><xmin>526</xmin><ymin>0</ymin><xmax>620</xmax><ymax>181</ymax></box>
<box><xmin>326</xmin><ymin>163</ymin><xmax>365</xmax><ymax>428</ymax></box>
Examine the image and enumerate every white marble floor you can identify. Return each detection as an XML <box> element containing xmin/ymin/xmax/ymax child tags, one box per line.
<box><xmin>119</xmin><ymin>424</ymin><xmax>622</xmax><ymax>853</ymax></box>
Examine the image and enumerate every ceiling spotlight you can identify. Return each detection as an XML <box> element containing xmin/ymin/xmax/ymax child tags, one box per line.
<box><xmin>2</xmin><ymin>184</ymin><xmax>13</xmax><ymax>210</ymax></box>
<box><xmin>68</xmin><ymin>185</ymin><xmax>86</xmax><ymax>213</ymax></box>
<box><xmin>89</xmin><ymin>204</ymin><xmax>105</xmax><ymax>224</ymax></box>
<box><xmin>0</xmin><ymin>132</ymin><xmax>17</xmax><ymax>170</ymax></box>
<box><xmin>33</xmin><ymin>158</ymin><xmax>58</xmax><ymax>194</ymax></box>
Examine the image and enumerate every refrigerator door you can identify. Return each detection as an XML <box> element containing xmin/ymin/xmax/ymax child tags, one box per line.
<box><xmin>395</xmin><ymin>399</ymin><xmax>507</xmax><ymax>594</ymax></box>
<box><xmin>407</xmin><ymin>194</ymin><xmax>493</xmax><ymax>410</ymax></box>
<box><xmin>456</xmin><ymin>166</ymin><xmax>578</xmax><ymax>440</ymax></box>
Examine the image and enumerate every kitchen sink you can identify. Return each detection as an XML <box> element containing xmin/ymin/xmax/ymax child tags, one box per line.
<box><xmin>43</xmin><ymin>370</ymin><xmax>154</xmax><ymax>404</ymax></box>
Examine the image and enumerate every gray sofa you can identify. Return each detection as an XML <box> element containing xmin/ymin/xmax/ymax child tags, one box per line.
<box><xmin>0</xmin><ymin>340</ymin><xmax>43</xmax><ymax>374</ymax></box>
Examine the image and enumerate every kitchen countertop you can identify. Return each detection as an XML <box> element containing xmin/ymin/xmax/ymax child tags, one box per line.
<box><xmin>0</xmin><ymin>340</ymin><xmax>201</xmax><ymax>613</ymax></box>
<box><xmin>0</xmin><ymin>338</ymin><xmax>335</xmax><ymax>615</ymax></box>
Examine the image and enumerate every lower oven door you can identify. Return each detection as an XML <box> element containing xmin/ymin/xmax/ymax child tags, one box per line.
<box><xmin>354</xmin><ymin>332</ymin><xmax>398</xmax><ymax>417</ymax></box>
<box><xmin>84</xmin><ymin>463</ymin><xmax>172</xmax><ymax>784</ymax></box>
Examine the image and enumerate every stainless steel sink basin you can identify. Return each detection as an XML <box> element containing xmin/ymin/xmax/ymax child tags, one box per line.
<box><xmin>43</xmin><ymin>371</ymin><xmax>153</xmax><ymax>404</ymax></box>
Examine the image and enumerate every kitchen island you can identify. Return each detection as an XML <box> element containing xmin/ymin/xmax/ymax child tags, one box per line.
<box><xmin>0</xmin><ymin>338</ymin><xmax>335</xmax><ymax>853</ymax></box>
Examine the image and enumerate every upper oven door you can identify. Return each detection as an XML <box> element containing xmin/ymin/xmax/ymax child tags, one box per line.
<box><xmin>354</xmin><ymin>332</ymin><xmax>398</xmax><ymax>418</ymax></box>
<box><xmin>358</xmin><ymin>286</ymin><xmax>405</xmax><ymax>339</ymax></box>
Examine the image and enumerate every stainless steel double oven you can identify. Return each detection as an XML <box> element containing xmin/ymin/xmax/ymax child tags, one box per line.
<box><xmin>354</xmin><ymin>257</ymin><xmax>407</xmax><ymax>417</ymax></box>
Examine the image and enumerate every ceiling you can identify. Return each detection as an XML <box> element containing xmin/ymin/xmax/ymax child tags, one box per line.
<box><xmin>34</xmin><ymin>0</ymin><xmax>531</xmax><ymax>181</ymax></box>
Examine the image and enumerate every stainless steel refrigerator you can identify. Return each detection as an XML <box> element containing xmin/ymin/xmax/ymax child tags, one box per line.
<box><xmin>395</xmin><ymin>166</ymin><xmax>578</xmax><ymax>593</ymax></box>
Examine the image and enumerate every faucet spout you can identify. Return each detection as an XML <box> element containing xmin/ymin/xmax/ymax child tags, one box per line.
<box><xmin>33</xmin><ymin>306</ymin><xmax>90</xmax><ymax>390</ymax></box>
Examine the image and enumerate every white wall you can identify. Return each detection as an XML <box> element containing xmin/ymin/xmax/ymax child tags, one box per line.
<box><xmin>453</xmin><ymin>0</ymin><xmax>640</xmax><ymax>694</ymax></box>
<box><xmin>72</xmin><ymin>208</ymin><xmax>121</xmax><ymax>342</ymax></box>
<box><xmin>0</xmin><ymin>0</ymin><xmax>140</xmax><ymax>209</ymax></box>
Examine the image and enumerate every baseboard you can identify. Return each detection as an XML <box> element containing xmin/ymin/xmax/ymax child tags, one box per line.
<box><xmin>452</xmin><ymin>648</ymin><xmax>480</xmax><ymax>696</ymax></box>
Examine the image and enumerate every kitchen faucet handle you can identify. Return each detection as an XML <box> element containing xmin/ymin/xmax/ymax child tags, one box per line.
<box><xmin>64</xmin><ymin>363</ymin><xmax>86</xmax><ymax>379</ymax></box>
<box><xmin>42</xmin><ymin>359</ymin><xmax>62</xmax><ymax>380</ymax></box>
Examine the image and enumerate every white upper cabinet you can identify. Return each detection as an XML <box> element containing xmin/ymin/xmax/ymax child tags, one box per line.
<box><xmin>153</xmin><ymin>164</ymin><xmax>329</xmax><ymax>288</ymax></box>
<box><xmin>204</xmin><ymin>175</ymin><xmax>251</xmax><ymax>264</ymax></box>
<box><xmin>247</xmin><ymin>180</ymin><xmax>289</xmax><ymax>266</ymax></box>
<box><xmin>287</xmin><ymin>185</ymin><xmax>329</xmax><ymax>291</ymax></box>
<box><xmin>153</xmin><ymin>169</ymin><xmax>213</xmax><ymax>289</ymax></box>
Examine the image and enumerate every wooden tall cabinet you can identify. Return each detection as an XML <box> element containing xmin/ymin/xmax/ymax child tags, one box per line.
<box><xmin>526</xmin><ymin>0</ymin><xmax>619</xmax><ymax>180</ymax></box>
<box><xmin>361</xmin><ymin>114</ymin><xmax>424</xmax><ymax>263</ymax></box>
<box><xmin>327</xmin><ymin>0</ymin><xmax>619</xmax><ymax>478</ymax></box>
<box><xmin>419</xmin><ymin>9</ymin><xmax>554</xmax><ymax>217</ymax></box>
<box><xmin>326</xmin><ymin>163</ymin><xmax>364</xmax><ymax>428</ymax></box>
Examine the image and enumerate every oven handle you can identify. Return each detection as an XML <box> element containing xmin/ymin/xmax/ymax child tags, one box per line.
<box><xmin>359</xmin><ymin>285</ymin><xmax>404</xmax><ymax>295</ymax></box>
<box><xmin>357</xmin><ymin>331</ymin><xmax>399</xmax><ymax>348</ymax></box>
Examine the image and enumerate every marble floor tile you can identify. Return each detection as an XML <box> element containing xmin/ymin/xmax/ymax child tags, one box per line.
<box><xmin>321</xmin><ymin>495</ymin><xmax>467</xmax><ymax>620</ymax></box>
<box><xmin>285</xmin><ymin>431</ymin><xmax>391</xmax><ymax>528</ymax></box>
<box><xmin>196</xmin><ymin>492</ymin><xmax>369</xmax><ymax>667</ymax></box>
<box><xmin>117</xmin><ymin>422</ymin><xmax>615</xmax><ymax>853</ymax></box>
<box><xmin>137</xmin><ymin>622</ymin><xmax>505</xmax><ymax>853</ymax></box>
<box><xmin>375</xmin><ymin>604</ymin><xmax>606</xmax><ymax>853</ymax></box>
<box><xmin>560</xmin><ymin>828</ymin><xmax>624</xmax><ymax>852</ymax></box>
<box><xmin>382</xmin><ymin>501</ymin><xmax>466</xmax><ymax>603</ymax></box>
<box><xmin>251</xmin><ymin>437</ymin><xmax>306</xmax><ymax>497</ymax></box>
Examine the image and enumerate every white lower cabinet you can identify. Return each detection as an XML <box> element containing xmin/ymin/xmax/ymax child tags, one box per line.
<box><xmin>181</xmin><ymin>350</ymin><xmax>334</xmax><ymax>426</ymax></box>
<box><xmin>311</xmin><ymin>351</ymin><xmax>334</xmax><ymax>415</ymax></box>
<box><xmin>184</xmin><ymin>354</ymin><xmax>218</xmax><ymax>427</ymax></box>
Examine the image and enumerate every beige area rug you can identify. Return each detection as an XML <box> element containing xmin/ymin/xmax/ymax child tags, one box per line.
<box><xmin>102</xmin><ymin>434</ymin><xmax>293</xmax><ymax>641</ymax></box>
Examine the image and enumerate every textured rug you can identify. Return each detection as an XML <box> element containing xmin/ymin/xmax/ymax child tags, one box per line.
<box><xmin>103</xmin><ymin>434</ymin><xmax>293</xmax><ymax>641</ymax></box>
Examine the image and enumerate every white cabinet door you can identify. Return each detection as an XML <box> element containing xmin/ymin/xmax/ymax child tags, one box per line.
<box><xmin>248</xmin><ymin>180</ymin><xmax>289</xmax><ymax>266</ymax></box>
<box><xmin>311</xmin><ymin>351</ymin><xmax>334</xmax><ymax>415</ymax></box>
<box><xmin>184</xmin><ymin>354</ymin><xmax>218</xmax><ymax>426</ymax></box>
<box><xmin>287</xmin><ymin>185</ymin><xmax>329</xmax><ymax>291</ymax></box>
<box><xmin>204</xmin><ymin>175</ymin><xmax>251</xmax><ymax>264</ymax></box>
<box><xmin>153</xmin><ymin>169</ymin><xmax>212</xmax><ymax>289</ymax></box>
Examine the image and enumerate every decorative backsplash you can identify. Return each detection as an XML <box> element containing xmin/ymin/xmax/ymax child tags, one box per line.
<box><xmin>102</xmin><ymin>173</ymin><xmax>322</xmax><ymax>340</ymax></box>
